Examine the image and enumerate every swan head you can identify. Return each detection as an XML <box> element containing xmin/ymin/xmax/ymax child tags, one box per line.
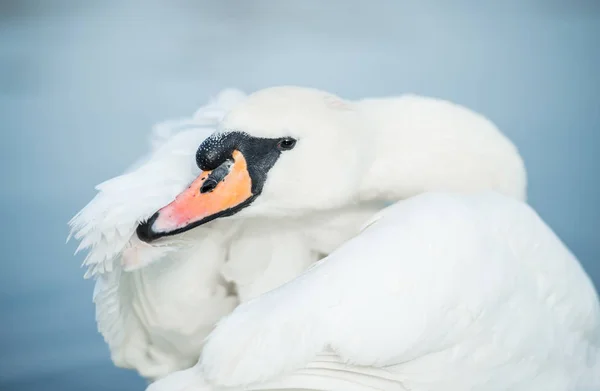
<box><xmin>137</xmin><ymin>86</ymin><xmax>370</xmax><ymax>242</ymax></box>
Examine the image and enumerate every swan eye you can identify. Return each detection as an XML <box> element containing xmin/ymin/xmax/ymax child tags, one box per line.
<box><xmin>277</xmin><ymin>138</ymin><xmax>297</xmax><ymax>151</ymax></box>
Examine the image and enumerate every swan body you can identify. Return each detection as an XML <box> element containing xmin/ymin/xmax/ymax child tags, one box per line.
<box><xmin>151</xmin><ymin>192</ymin><xmax>600</xmax><ymax>391</ymax></box>
<box><xmin>143</xmin><ymin>86</ymin><xmax>598</xmax><ymax>391</ymax></box>
<box><xmin>69</xmin><ymin>89</ymin><xmax>382</xmax><ymax>379</ymax></box>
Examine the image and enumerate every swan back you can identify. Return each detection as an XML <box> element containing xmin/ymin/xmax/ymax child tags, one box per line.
<box><xmin>358</xmin><ymin>95</ymin><xmax>527</xmax><ymax>202</ymax></box>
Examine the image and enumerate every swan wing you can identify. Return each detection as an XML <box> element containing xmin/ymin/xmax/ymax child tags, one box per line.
<box><xmin>195</xmin><ymin>192</ymin><xmax>599</xmax><ymax>391</ymax></box>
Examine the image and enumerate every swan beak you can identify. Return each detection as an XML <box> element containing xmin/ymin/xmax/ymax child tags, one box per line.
<box><xmin>137</xmin><ymin>150</ymin><xmax>253</xmax><ymax>242</ymax></box>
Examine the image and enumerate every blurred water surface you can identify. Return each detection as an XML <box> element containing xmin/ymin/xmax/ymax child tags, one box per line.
<box><xmin>0</xmin><ymin>1</ymin><xmax>599</xmax><ymax>390</ymax></box>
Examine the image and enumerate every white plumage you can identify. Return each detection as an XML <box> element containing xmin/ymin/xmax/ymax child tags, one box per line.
<box><xmin>68</xmin><ymin>89</ymin><xmax>382</xmax><ymax>379</ymax></box>
<box><xmin>68</xmin><ymin>90</ymin><xmax>246</xmax><ymax>378</ymax></box>
<box><xmin>143</xmin><ymin>86</ymin><xmax>599</xmax><ymax>391</ymax></box>
<box><xmin>153</xmin><ymin>192</ymin><xmax>600</xmax><ymax>391</ymax></box>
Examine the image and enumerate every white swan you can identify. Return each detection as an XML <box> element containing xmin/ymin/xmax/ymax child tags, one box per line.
<box><xmin>146</xmin><ymin>86</ymin><xmax>599</xmax><ymax>391</ymax></box>
<box><xmin>68</xmin><ymin>89</ymin><xmax>382</xmax><ymax>380</ymax></box>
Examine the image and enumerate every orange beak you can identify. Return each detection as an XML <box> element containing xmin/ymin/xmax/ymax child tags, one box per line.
<box><xmin>137</xmin><ymin>150</ymin><xmax>253</xmax><ymax>242</ymax></box>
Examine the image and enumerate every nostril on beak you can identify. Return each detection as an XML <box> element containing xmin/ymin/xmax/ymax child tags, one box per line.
<box><xmin>200</xmin><ymin>158</ymin><xmax>233</xmax><ymax>194</ymax></box>
<box><xmin>200</xmin><ymin>178</ymin><xmax>218</xmax><ymax>194</ymax></box>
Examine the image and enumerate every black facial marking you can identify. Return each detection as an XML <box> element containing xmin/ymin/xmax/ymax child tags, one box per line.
<box><xmin>137</xmin><ymin>131</ymin><xmax>297</xmax><ymax>243</ymax></box>
<box><xmin>196</xmin><ymin>132</ymin><xmax>292</xmax><ymax>195</ymax></box>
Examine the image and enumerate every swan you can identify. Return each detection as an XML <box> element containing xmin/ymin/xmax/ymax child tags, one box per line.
<box><xmin>68</xmin><ymin>89</ymin><xmax>383</xmax><ymax>380</ymax></box>
<box><xmin>145</xmin><ymin>86</ymin><xmax>599</xmax><ymax>391</ymax></box>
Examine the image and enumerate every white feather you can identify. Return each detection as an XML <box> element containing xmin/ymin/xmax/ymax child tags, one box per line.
<box><xmin>69</xmin><ymin>88</ymin><xmax>384</xmax><ymax>380</ymax></box>
<box><xmin>68</xmin><ymin>89</ymin><xmax>248</xmax><ymax>379</ymax></box>
<box><xmin>147</xmin><ymin>87</ymin><xmax>598</xmax><ymax>391</ymax></box>
<box><xmin>163</xmin><ymin>193</ymin><xmax>600</xmax><ymax>391</ymax></box>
